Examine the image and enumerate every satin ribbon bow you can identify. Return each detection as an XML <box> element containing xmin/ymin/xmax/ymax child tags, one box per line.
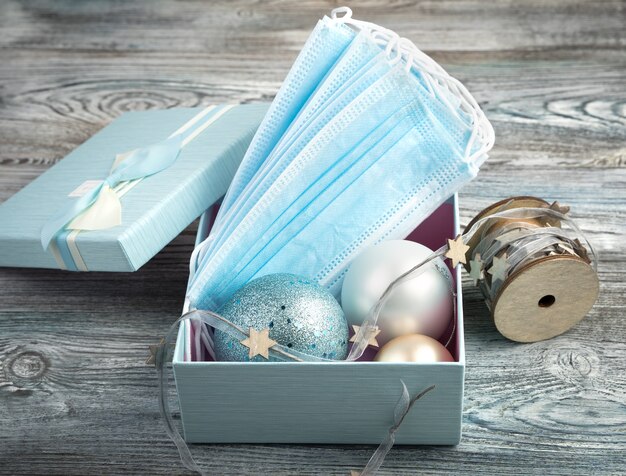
<box><xmin>41</xmin><ymin>134</ymin><xmax>184</xmax><ymax>250</ymax></box>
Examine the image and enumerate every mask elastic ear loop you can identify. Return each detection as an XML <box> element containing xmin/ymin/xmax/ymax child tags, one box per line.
<box><xmin>384</xmin><ymin>33</ymin><xmax>403</xmax><ymax>64</ymax></box>
<box><xmin>333</xmin><ymin>7</ymin><xmax>398</xmax><ymax>42</ymax></box>
<box><xmin>396</xmin><ymin>38</ymin><xmax>436</xmax><ymax>97</ymax></box>
<box><xmin>188</xmin><ymin>235</ymin><xmax>215</xmax><ymax>285</ymax></box>
<box><xmin>330</xmin><ymin>6</ymin><xmax>352</xmax><ymax>21</ymax></box>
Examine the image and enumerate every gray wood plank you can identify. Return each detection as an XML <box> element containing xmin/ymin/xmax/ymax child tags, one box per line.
<box><xmin>1</xmin><ymin>0</ymin><xmax>625</xmax><ymax>474</ymax></box>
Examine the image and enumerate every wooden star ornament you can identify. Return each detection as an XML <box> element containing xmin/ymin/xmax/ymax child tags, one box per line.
<box><xmin>349</xmin><ymin>324</ymin><xmax>381</xmax><ymax>348</ymax></box>
<box><xmin>240</xmin><ymin>327</ymin><xmax>277</xmax><ymax>359</ymax></box>
<box><xmin>573</xmin><ymin>238</ymin><xmax>591</xmax><ymax>263</ymax></box>
<box><xmin>146</xmin><ymin>338</ymin><xmax>170</xmax><ymax>366</ymax></box>
<box><xmin>445</xmin><ymin>234</ymin><xmax>470</xmax><ymax>268</ymax></box>
<box><xmin>487</xmin><ymin>254</ymin><xmax>508</xmax><ymax>283</ymax></box>
<box><xmin>468</xmin><ymin>253</ymin><xmax>484</xmax><ymax>286</ymax></box>
<box><xmin>550</xmin><ymin>201</ymin><xmax>570</xmax><ymax>215</ymax></box>
<box><xmin>545</xmin><ymin>201</ymin><xmax>570</xmax><ymax>227</ymax></box>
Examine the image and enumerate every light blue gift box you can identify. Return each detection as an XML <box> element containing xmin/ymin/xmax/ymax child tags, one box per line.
<box><xmin>0</xmin><ymin>103</ymin><xmax>269</xmax><ymax>272</ymax></box>
<box><xmin>173</xmin><ymin>195</ymin><xmax>465</xmax><ymax>445</ymax></box>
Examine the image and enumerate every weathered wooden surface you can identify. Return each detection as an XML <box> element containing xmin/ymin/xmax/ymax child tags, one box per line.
<box><xmin>1</xmin><ymin>0</ymin><xmax>624</xmax><ymax>474</ymax></box>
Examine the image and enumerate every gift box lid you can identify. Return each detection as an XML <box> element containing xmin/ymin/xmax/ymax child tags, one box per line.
<box><xmin>0</xmin><ymin>103</ymin><xmax>269</xmax><ymax>272</ymax></box>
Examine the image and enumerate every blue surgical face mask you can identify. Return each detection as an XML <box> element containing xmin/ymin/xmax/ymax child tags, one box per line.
<box><xmin>193</xmin><ymin>24</ymin><xmax>481</xmax><ymax>273</ymax></box>
<box><xmin>196</xmin><ymin>52</ymin><xmax>475</xmax><ymax>282</ymax></box>
<box><xmin>187</xmin><ymin>10</ymin><xmax>494</xmax><ymax>310</ymax></box>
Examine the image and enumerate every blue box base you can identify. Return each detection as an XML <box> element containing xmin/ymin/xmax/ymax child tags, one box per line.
<box><xmin>173</xmin><ymin>195</ymin><xmax>465</xmax><ymax>445</ymax></box>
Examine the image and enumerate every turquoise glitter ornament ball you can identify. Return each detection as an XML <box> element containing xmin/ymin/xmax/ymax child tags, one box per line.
<box><xmin>214</xmin><ymin>273</ymin><xmax>349</xmax><ymax>362</ymax></box>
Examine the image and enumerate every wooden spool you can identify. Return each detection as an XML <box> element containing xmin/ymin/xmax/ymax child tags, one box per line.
<box><xmin>492</xmin><ymin>254</ymin><xmax>599</xmax><ymax>342</ymax></box>
<box><xmin>466</xmin><ymin>197</ymin><xmax>600</xmax><ymax>342</ymax></box>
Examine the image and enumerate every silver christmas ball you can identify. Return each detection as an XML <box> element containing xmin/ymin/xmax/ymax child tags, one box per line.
<box><xmin>214</xmin><ymin>273</ymin><xmax>349</xmax><ymax>362</ymax></box>
<box><xmin>341</xmin><ymin>240</ymin><xmax>453</xmax><ymax>345</ymax></box>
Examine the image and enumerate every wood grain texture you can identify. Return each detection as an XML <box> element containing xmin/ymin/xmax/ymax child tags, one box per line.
<box><xmin>0</xmin><ymin>0</ymin><xmax>625</xmax><ymax>474</ymax></box>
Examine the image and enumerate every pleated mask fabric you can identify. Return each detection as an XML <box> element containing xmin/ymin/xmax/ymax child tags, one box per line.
<box><xmin>187</xmin><ymin>8</ymin><xmax>494</xmax><ymax>310</ymax></box>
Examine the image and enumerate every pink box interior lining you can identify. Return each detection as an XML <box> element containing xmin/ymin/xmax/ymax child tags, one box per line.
<box><xmin>186</xmin><ymin>202</ymin><xmax>459</xmax><ymax>362</ymax></box>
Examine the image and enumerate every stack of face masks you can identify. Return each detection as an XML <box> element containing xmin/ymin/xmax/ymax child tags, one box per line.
<box><xmin>186</xmin><ymin>7</ymin><xmax>494</xmax><ymax>311</ymax></box>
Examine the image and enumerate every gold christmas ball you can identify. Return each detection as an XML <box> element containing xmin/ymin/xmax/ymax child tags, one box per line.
<box><xmin>374</xmin><ymin>334</ymin><xmax>454</xmax><ymax>363</ymax></box>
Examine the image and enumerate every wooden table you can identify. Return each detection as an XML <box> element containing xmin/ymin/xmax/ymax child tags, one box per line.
<box><xmin>1</xmin><ymin>1</ymin><xmax>624</xmax><ymax>474</ymax></box>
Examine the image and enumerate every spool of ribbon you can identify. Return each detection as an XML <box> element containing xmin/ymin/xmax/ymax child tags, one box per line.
<box><xmin>462</xmin><ymin>196</ymin><xmax>599</xmax><ymax>342</ymax></box>
<box><xmin>41</xmin><ymin>104</ymin><xmax>235</xmax><ymax>271</ymax></box>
